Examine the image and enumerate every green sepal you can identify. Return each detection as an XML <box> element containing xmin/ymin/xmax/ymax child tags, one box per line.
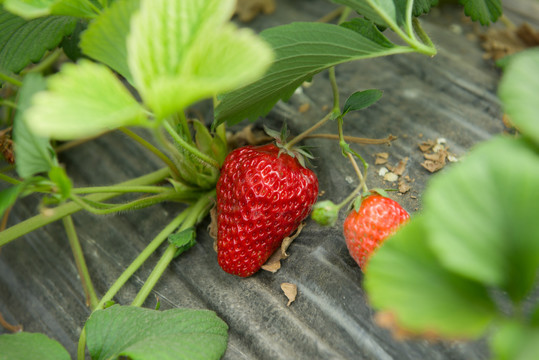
<box><xmin>168</xmin><ymin>227</ymin><xmax>196</xmax><ymax>258</ymax></box>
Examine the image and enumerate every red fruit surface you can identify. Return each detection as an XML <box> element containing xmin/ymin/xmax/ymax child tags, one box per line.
<box><xmin>216</xmin><ymin>144</ymin><xmax>319</xmax><ymax>277</ymax></box>
<box><xmin>343</xmin><ymin>195</ymin><xmax>410</xmax><ymax>271</ymax></box>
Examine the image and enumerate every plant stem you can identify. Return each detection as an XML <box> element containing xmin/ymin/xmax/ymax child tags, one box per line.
<box><xmin>348</xmin><ymin>152</ymin><xmax>368</xmax><ymax>193</ymax></box>
<box><xmin>69</xmin><ymin>190</ymin><xmax>185</xmax><ymax>216</ymax></box>
<box><xmin>162</xmin><ymin>121</ymin><xmax>220</xmax><ymax>170</ymax></box>
<box><xmin>76</xmin><ymin>209</ymin><xmax>192</xmax><ymax>360</ymax></box>
<box><xmin>0</xmin><ymin>172</ymin><xmax>21</xmax><ymax>185</ymax></box>
<box><xmin>285</xmin><ymin>111</ymin><xmax>334</xmax><ymax>149</ymax></box>
<box><xmin>305</xmin><ymin>133</ymin><xmax>396</xmax><ymax>145</ymax></box>
<box><xmin>131</xmin><ymin>190</ymin><xmax>215</xmax><ymax>307</ymax></box>
<box><xmin>94</xmin><ymin>210</ymin><xmax>191</xmax><ymax>311</ymax></box>
<box><xmin>71</xmin><ymin>185</ymin><xmax>169</xmax><ymax>195</ymax></box>
<box><xmin>0</xmin><ymin>167</ymin><xmax>171</xmax><ymax>247</ymax></box>
<box><xmin>0</xmin><ymin>99</ymin><xmax>17</xmax><ymax>109</ymax></box>
<box><xmin>119</xmin><ymin>127</ymin><xmax>183</xmax><ymax>180</ymax></box>
<box><xmin>62</xmin><ymin>216</ymin><xmax>99</xmax><ymax>310</ymax></box>
<box><xmin>22</xmin><ymin>48</ymin><xmax>63</xmax><ymax>75</ymax></box>
<box><xmin>0</xmin><ymin>72</ymin><xmax>22</xmax><ymax>87</ymax></box>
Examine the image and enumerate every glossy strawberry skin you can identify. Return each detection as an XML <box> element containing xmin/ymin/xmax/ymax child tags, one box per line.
<box><xmin>343</xmin><ymin>195</ymin><xmax>410</xmax><ymax>271</ymax></box>
<box><xmin>216</xmin><ymin>144</ymin><xmax>318</xmax><ymax>277</ymax></box>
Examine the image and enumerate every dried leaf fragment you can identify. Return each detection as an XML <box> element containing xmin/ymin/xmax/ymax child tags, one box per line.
<box><xmin>234</xmin><ymin>0</ymin><xmax>276</xmax><ymax>23</ymax></box>
<box><xmin>261</xmin><ymin>223</ymin><xmax>305</xmax><ymax>273</ymax></box>
<box><xmin>281</xmin><ymin>283</ymin><xmax>297</xmax><ymax>306</ymax></box>
<box><xmin>374</xmin><ymin>152</ymin><xmax>389</xmax><ymax>165</ymax></box>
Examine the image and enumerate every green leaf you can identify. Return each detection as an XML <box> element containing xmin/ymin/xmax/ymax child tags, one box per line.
<box><xmin>412</xmin><ymin>0</ymin><xmax>439</xmax><ymax>17</ymax></box>
<box><xmin>127</xmin><ymin>0</ymin><xmax>273</xmax><ymax>119</ymax></box>
<box><xmin>4</xmin><ymin>0</ymin><xmax>99</xmax><ymax>19</ymax></box>
<box><xmin>498</xmin><ymin>48</ymin><xmax>539</xmax><ymax>145</ymax></box>
<box><xmin>342</xmin><ymin>89</ymin><xmax>383</xmax><ymax>115</ymax></box>
<box><xmin>214</xmin><ymin>22</ymin><xmax>410</xmax><ymax>127</ymax></box>
<box><xmin>0</xmin><ymin>332</ymin><xmax>70</xmax><ymax>360</ymax></box>
<box><xmin>80</xmin><ymin>0</ymin><xmax>140</xmax><ymax>83</ymax></box>
<box><xmin>491</xmin><ymin>320</ymin><xmax>539</xmax><ymax>360</ymax></box>
<box><xmin>13</xmin><ymin>72</ymin><xmax>55</xmax><ymax>178</ymax></box>
<box><xmin>48</xmin><ymin>166</ymin><xmax>72</xmax><ymax>199</ymax></box>
<box><xmin>423</xmin><ymin>136</ymin><xmax>539</xmax><ymax>302</ymax></box>
<box><xmin>59</xmin><ymin>18</ymin><xmax>86</xmax><ymax>61</ymax></box>
<box><xmin>340</xmin><ymin>17</ymin><xmax>395</xmax><ymax>48</ymax></box>
<box><xmin>0</xmin><ymin>184</ymin><xmax>24</xmax><ymax>217</ymax></box>
<box><xmin>0</xmin><ymin>9</ymin><xmax>76</xmax><ymax>73</ymax></box>
<box><xmin>364</xmin><ymin>216</ymin><xmax>497</xmax><ymax>338</ymax></box>
<box><xmin>85</xmin><ymin>305</ymin><xmax>228</xmax><ymax>360</ymax></box>
<box><xmin>460</xmin><ymin>0</ymin><xmax>502</xmax><ymax>25</ymax></box>
<box><xmin>25</xmin><ymin>59</ymin><xmax>148</xmax><ymax>140</ymax></box>
<box><xmin>168</xmin><ymin>227</ymin><xmax>196</xmax><ymax>258</ymax></box>
<box><xmin>330</xmin><ymin>0</ymin><xmax>405</xmax><ymax>27</ymax></box>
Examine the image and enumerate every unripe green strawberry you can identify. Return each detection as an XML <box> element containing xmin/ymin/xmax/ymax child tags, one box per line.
<box><xmin>343</xmin><ymin>195</ymin><xmax>409</xmax><ymax>271</ymax></box>
<box><xmin>216</xmin><ymin>143</ymin><xmax>318</xmax><ymax>277</ymax></box>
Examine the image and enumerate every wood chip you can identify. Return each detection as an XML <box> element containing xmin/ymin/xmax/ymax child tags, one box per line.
<box><xmin>281</xmin><ymin>283</ymin><xmax>297</xmax><ymax>306</ymax></box>
<box><xmin>383</xmin><ymin>172</ymin><xmax>399</xmax><ymax>182</ymax></box>
<box><xmin>398</xmin><ymin>181</ymin><xmax>411</xmax><ymax>194</ymax></box>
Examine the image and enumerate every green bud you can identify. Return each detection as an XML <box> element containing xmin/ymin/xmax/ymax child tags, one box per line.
<box><xmin>311</xmin><ymin>200</ymin><xmax>340</xmax><ymax>227</ymax></box>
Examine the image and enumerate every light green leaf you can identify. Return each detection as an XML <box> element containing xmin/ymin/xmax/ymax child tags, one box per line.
<box><xmin>214</xmin><ymin>22</ymin><xmax>410</xmax><ymax>127</ymax></box>
<box><xmin>80</xmin><ymin>0</ymin><xmax>140</xmax><ymax>83</ymax></box>
<box><xmin>4</xmin><ymin>0</ymin><xmax>99</xmax><ymax>19</ymax></box>
<box><xmin>423</xmin><ymin>136</ymin><xmax>539</xmax><ymax>302</ymax></box>
<box><xmin>0</xmin><ymin>9</ymin><xmax>76</xmax><ymax>73</ymax></box>
<box><xmin>498</xmin><ymin>48</ymin><xmax>539</xmax><ymax>145</ymax></box>
<box><xmin>0</xmin><ymin>184</ymin><xmax>24</xmax><ymax>218</ymax></box>
<box><xmin>168</xmin><ymin>226</ymin><xmax>196</xmax><ymax>258</ymax></box>
<box><xmin>365</xmin><ymin>216</ymin><xmax>497</xmax><ymax>338</ymax></box>
<box><xmin>460</xmin><ymin>0</ymin><xmax>502</xmax><ymax>25</ymax></box>
<box><xmin>127</xmin><ymin>0</ymin><xmax>273</xmax><ymax>119</ymax></box>
<box><xmin>0</xmin><ymin>332</ymin><xmax>70</xmax><ymax>360</ymax></box>
<box><xmin>25</xmin><ymin>59</ymin><xmax>148</xmax><ymax>140</ymax></box>
<box><xmin>491</xmin><ymin>320</ymin><xmax>539</xmax><ymax>360</ymax></box>
<box><xmin>85</xmin><ymin>305</ymin><xmax>228</xmax><ymax>360</ymax></box>
<box><xmin>13</xmin><ymin>72</ymin><xmax>55</xmax><ymax>178</ymax></box>
<box><xmin>48</xmin><ymin>166</ymin><xmax>72</xmax><ymax>199</ymax></box>
<box><xmin>342</xmin><ymin>89</ymin><xmax>383</xmax><ymax>116</ymax></box>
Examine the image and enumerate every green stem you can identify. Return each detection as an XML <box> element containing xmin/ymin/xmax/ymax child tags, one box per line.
<box><xmin>69</xmin><ymin>190</ymin><xmax>185</xmax><ymax>216</ymax></box>
<box><xmin>162</xmin><ymin>121</ymin><xmax>220</xmax><ymax>170</ymax></box>
<box><xmin>412</xmin><ymin>17</ymin><xmax>435</xmax><ymax>52</ymax></box>
<box><xmin>404</xmin><ymin>0</ymin><xmax>415</xmax><ymax>39</ymax></box>
<box><xmin>77</xmin><ymin>209</ymin><xmax>192</xmax><ymax>359</ymax></box>
<box><xmin>285</xmin><ymin>111</ymin><xmax>334</xmax><ymax>150</ymax></box>
<box><xmin>77</xmin><ymin>328</ymin><xmax>86</xmax><ymax>360</ymax></box>
<box><xmin>0</xmin><ymin>72</ymin><xmax>22</xmax><ymax>87</ymax></box>
<box><xmin>22</xmin><ymin>48</ymin><xmax>63</xmax><ymax>75</ymax></box>
<box><xmin>175</xmin><ymin>111</ymin><xmax>193</xmax><ymax>144</ymax></box>
<box><xmin>72</xmin><ymin>185</ymin><xmax>169</xmax><ymax>195</ymax></box>
<box><xmin>119</xmin><ymin>127</ymin><xmax>182</xmax><ymax>180</ymax></box>
<box><xmin>329</xmin><ymin>66</ymin><xmax>340</xmax><ymax>113</ymax></box>
<box><xmin>0</xmin><ymin>172</ymin><xmax>21</xmax><ymax>185</ymax></box>
<box><xmin>62</xmin><ymin>216</ymin><xmax>99</xmax><ymax>310</ymax></box>
<box><xmin>0</xmin><ymin>167</ymin><xmax>171</xmax><ymax>247</ymax></box>
<box><xmin>0</xmin><ymin>99</ymin><xmax>17</xmax><ymax>109</ymax></box>
<box><xmin>131</xmin><ymin>190</ymin><xmax>215</xmax><ymax>307</ymax></box>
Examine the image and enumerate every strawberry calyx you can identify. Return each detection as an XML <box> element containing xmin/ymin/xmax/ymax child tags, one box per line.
<box><xmin>263</xmin><ymin>124</ymin><xmax>314</xmax><ymax>168</ymax></box>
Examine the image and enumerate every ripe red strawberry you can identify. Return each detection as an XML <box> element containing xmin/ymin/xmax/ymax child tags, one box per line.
<box><xmin>343</xmin><ymin>195</ymin><xmax>409</xmax><ymax>271</ymax></box>
<box><xmin>216</xmin><ymin>143</ymin><xmax>318</xmax><ymax>277</ymax></box>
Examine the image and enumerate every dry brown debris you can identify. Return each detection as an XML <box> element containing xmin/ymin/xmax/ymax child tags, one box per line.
<box><xmin>261</xmin><ymin>223</ymin><xmax>305</xmax><ymax>273</ymax></box>
<box><xmin>234</xmin><ymin>0</ymin><xmax>276</xmax><ymax>23</ymax></box>
<box><xmin>281</xmin><ymin>283</ymin><xmax>297</xmax><ymax>306</ymax></box>
<box><xmin>419</xmin><ymin>138</ymin><xmax>457</xmax><ymax>173</ymax></box>
<box><xmin>480</xmin><ymin>23</ymin><xmax>539</xmax><ymax>61</ymax></box>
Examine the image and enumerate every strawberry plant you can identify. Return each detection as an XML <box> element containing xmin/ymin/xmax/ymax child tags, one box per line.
<box><xmin>2</xmin><ymin>0</ymin><xmax>530</xmax><ymax>359</ymax></box>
